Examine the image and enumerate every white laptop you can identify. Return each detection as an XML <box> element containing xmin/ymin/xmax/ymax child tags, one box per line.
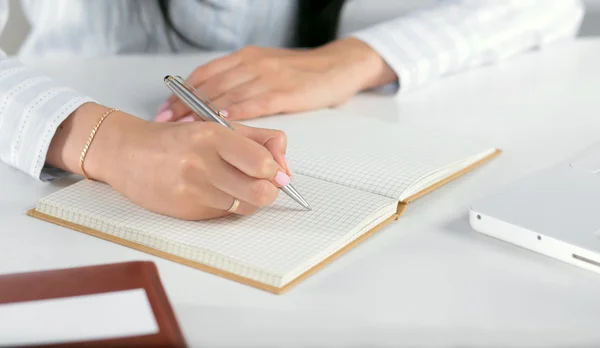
<box><xmin>469</xmin><ymin>142</ymin><xmax>600</xmax><ymax>274</ymax></box>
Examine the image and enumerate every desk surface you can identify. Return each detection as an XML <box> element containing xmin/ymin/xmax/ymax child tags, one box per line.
<box><xmin>3</xmin><ymin>40</ymin><xmax>600</xmax><ymax>347</ymax></box>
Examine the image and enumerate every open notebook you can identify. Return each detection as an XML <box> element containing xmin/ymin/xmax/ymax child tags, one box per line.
<box><xmin>28</xmin><ymin>116</ymin><xmax>500</xmax><ymax>294</ymax></box>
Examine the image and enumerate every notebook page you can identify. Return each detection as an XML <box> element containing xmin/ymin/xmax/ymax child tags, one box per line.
<box><xmin>36</xmin><ymin>174</ymin><xmax>397</xmax><ymax>288</ymax></box>
<box><xmin>249</xmin><ymin>114</ymin><xmax>495</xmax><ymax>201</ymax></box>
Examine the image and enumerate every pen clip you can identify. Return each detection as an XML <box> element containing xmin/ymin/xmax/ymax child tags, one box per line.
<box><xmin>174</xmin><ymin>76</ymin><xmax>225</xmax><ymax>119</ymax></box>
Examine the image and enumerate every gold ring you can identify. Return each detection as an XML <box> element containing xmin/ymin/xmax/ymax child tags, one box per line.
<box><xmin>227</xmin><ymin>198</ymin><xmax>240</xmax><ymax>213</ymax></box>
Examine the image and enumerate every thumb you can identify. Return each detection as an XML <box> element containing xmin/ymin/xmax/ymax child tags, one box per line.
<box><xmin>234</xmin><ymin>124</ymin><xmax>291</xmax><ymax>176</ymax></box>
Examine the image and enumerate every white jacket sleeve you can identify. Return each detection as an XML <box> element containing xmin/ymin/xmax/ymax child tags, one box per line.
<box><xmin>351</xmin><ymin>0</ymin><xmax>585</xmax><ymax>94</ymax></box>
<box><xmin>0</xmin><ymin>0</ymin><xmax>95</xmax><ymax>181</ymax></box>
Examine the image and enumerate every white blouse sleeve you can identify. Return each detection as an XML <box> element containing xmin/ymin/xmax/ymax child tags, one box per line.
<box><xmin>351</xmin><ymin>0</ymin><xmax>585</xmax><ymax>94</ymax></box>
<box><xmin>0</xmin><ymin>0</ymin><xmax>95</xmax><ymax>181</ymax></box>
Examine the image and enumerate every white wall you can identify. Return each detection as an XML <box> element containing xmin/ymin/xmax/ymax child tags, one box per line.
<box><xmin>1</xmin><ymin>0</ymin><xmax>599</xmax><ymax>56</ymax></box>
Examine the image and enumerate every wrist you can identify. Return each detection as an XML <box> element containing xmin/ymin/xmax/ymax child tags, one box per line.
<box><xmin>318</xmin><ymin>37</ymin><xmax>398</xmax><ymax>92</ymax></box>
<box><xmin>77</xmin><ymin>104</ymin><xmax>146</xmax><ymax>185</ymax></box>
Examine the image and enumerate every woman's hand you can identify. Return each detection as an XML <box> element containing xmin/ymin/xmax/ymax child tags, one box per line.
<box><xmin>48</xmin><ymin>102</ymin><xmax>291</xmax><ymax>220</ymax></box>
<box><xmin>154</xmin><ymin>37</ymin><xmax>397</xmax><ymax>122</ymax></box>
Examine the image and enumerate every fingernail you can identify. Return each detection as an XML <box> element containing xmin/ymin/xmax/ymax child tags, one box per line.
<box><xmin>154</xmin><ymin>109</ymin><xmax>173</xmax><ymax>122</ymax></box>
<box><xmin>178</xmin><ymin>115</ymin><xmax>195</xmax><ymax>122</ymax></box>
<box><xmin>274</xmin><ymin>171</ymin><xmax>291</xmax><ymax>187</ymax></box>
<box><xmin>219</xmin><ymin>109</ymin><xmax>229</xmax><ymax>118</ymax></box>
<box><xmin>157</xmin><ymin>101</ymin><xmax>170</xmax><ymax>113</ymax></box>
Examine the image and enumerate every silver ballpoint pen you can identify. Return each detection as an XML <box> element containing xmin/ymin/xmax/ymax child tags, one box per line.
<box><xmin>163</xmin><ymin>75</ymin><xmax>311</xmax><ymax>210</ymax></box>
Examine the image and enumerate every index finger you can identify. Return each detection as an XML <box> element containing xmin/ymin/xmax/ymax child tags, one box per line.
<box><xmin>233</xmin><ymin>124</ymin><xmax>290</xmax><ymax>175</ymax></box>
<box><xmin>214</xmin><ymin>127</ymin><xmax>283</xmax><ymax>182</ymax></box>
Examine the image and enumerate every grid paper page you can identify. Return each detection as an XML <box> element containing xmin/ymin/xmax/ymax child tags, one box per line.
<box><xmin>271</xmin><ymin>116</ymin><xmax>494</xmax><ymax>200</ymax></box>
<box><xmin>36</xmin><ymin>174</ymin><xmax>397</xmax><ymax>288</ymax></box>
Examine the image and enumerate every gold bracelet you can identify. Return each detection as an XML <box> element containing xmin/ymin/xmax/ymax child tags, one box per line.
<box><xmin>79</xmin><ymin>108</ymin><xmax>119</xmax><ymax>180</ymax></box>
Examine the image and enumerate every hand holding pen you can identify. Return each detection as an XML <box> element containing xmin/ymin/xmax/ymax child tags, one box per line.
<box><xmin>164</xmin><ymin>75</ymin><xmax>311</xmax><ymax>211</ymax></box>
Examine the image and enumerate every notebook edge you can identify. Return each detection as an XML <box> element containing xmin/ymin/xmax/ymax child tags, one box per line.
<box><xmin>401</xmin><ymin>148</ymin><xmax>502</xmax><ymax>204</ymax></box>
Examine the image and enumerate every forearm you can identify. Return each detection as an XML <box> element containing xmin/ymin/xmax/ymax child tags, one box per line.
<box><xmin>349</xmin><ymin>0</ymin><xmax>585</xmax><ymax>93</ymax></box>
<box><xmin>0</xmin><ymin>57</ymin><xmax>100</xmax><ymax>180</ymax></box>
<box><xmin>0</xmin><ymin>0</ymin><xmax>152</xmax><ymax>184</ymax></box>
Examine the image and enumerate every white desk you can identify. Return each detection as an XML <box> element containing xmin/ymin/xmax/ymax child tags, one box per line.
<box><xmin>2</xmin><ymin>40</ymin><xmax>600</xmax><ymax>347</ymax></box>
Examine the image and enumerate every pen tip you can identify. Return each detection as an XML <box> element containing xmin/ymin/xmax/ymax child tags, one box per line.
<box><xmin>164</xmin><ymin>75</ymin><xmax>173</xmax><ymax>83</ymax></box>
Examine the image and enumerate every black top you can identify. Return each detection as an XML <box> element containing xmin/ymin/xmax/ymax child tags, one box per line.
<box><xmin>293</xmin><ymin>0</ymin><xmax>347</xmax><ymax>48</ymax></box>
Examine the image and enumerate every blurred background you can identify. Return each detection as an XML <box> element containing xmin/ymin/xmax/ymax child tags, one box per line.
<box><xmin>2</xmin><ymin>0</ymin><xmax>600</xmax><ymax>56</ymax></box>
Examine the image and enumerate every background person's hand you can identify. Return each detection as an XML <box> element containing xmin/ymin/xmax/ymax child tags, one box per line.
<box><xmin>154</xmin><ymin>37</ymin><xmax>397</xmax><ymax>122</ymax></box>
<box><xmin>48</xmin><ymin>103</ymin><xmax>291</xmax><ymax>221</ymax></box>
